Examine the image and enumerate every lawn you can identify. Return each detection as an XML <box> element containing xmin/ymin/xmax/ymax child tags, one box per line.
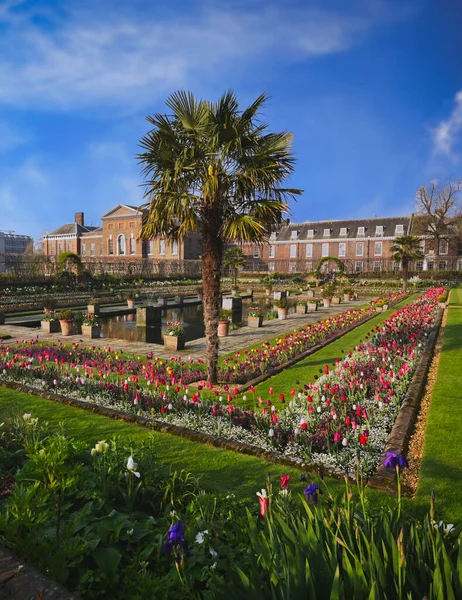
<box><xmin>417</xmin><ymin>287</ymin><xmax>462</xmax><ymax>523</ymax></box>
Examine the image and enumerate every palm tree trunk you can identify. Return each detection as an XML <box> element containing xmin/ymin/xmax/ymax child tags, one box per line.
<box><xmin>402</xmin><ymin>259</ymin><xmax>408</xmax><ymax>292</ymax></box>
<box><xmin>234</xmin><ymin>267</ymin><xmax>238</xmax><ymax>287</ymax></box>
<box><xmin>201</xmin><ymin>220</ymin><xmax>223</xmax><ymax>384</ymax></box>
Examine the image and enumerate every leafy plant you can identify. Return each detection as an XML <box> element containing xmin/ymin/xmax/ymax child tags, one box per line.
<box><xmin>58</xmin><ymin>309</ymin><xmax>75</xmax><ymax>321</ymax></box>
<box><xmin>219</xmin><ymin>309</ymin><xmax>232</xmax><ymax>322</ymax></box>
<box><xmin>164</xmin><ymin>321</ymin><xmax>185</xmax><ymax>336</ymax></box>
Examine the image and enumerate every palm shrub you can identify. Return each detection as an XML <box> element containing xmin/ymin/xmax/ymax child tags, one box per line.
<box><xmin>391</xmin><ymin>235</ymin><xmax>424</xmax><ymax>292</ymax></box>
<box><xmin>138</xmin><ymin>91</ymin><xmax>301</xmax><ymax>382</ymax></box>
<box><xmin>224</xmin><ymin>247</ymin><xmax>247</xmax><ymax>286</ymax></box>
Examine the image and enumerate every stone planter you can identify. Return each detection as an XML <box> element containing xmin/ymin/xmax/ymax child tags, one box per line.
<box><xmin>137</xmin><ymin>306</ymin><xmax>161</xmax><ymax>325</ymax></box>
<box><xmin>127</xmin><ymin>299</ymin><xmax>135</xmax><ymax>309</ymax></box>
<box><xmin>41</xmin><ymin>320</ymin><xmax>60</xmax><ymax>333</ymax></box>
<box><xmin>218</xmin><ymin>320</ymin><xmax>230</xmax><ymax>337</ymax></box>
<box><xmin>307</xmin><ymin>302</ymin><xmax>318</xmax><ymax>312</ymax></box>
<box><xmin>231</xmin><ymin>289</ymin><xmax>239</xmax><ymax>297</ymax></box>
<box><xmin>82</xmin><ymin>324</ymin><xmax>101</xmax><ymax>339</ymax></box>
<box><xmin>273</xmin><ymin>291</ymin><xmax>287</xmax><ymax>301</ymax></box>
<box><xmin>222</xmin><ymin>297</ymin><xmax>242</xmax><ymax>310</ymax></box>
<box><xmin>438</xmin><ymin>302</ymin><xmax>447</xmax><ymax>308</ymax></box>
<box><xmin>87</xmin><ymin>304</ymin><xmax>100</xmax><ymax>315</ymax></box>
<box><xmin>248</xmin><ymin>315</ymin><xmax>263</xmax><ymax>328</ymax></box>
<box><xmin>306</xmin><ymin>290</ymin><xmax>315</xmax><ymax>299</ymax></box>
<box><xmin>296</xmin><ymin>303</ymin><xmax>307</xmax><ymax>314</ymax></box>
<box><xmin>277</xmin><ymin>307</ymin><xmax>288</xmax><ymax>320</ymax></box>
<box><xmin>343</xmin><ymin>294</ymin><xmax>351</xmax><ymax>302</ymax></box>
<box><xmin>382</xmin><ymin>304</ymin><xmax>389</xmax><ymax>311</ymax></box>
<box><xmin>331</xmin><ymin>296</ymin><xmax>340</xmax><ymax>305</ymax></box>
<box><xmin>163</xmin><ymin>334</ymin><xmax>186</xmax><ymax>351</ymax></box>
<box><xmin>322</xmin><ymin>298</ymin><xmax>331</xmax><ymax>308</ymax></box>
<box><xmin>376</xmin><ymin>306</ymin><xmax>383</xmax><ymax>313</ymax></box>
<box><xmin>59</xmin><ymin>320</ymin><xmax>74</xmax><ymax>336</ymax></box>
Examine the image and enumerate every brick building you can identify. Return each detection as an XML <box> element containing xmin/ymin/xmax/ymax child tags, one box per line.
<box><xmin>237</xmin><ymin>215</ymin><xmax>462</xmax><ymax>274</ymax></box>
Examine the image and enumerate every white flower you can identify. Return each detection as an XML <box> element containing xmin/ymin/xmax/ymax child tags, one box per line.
<box><xmin>268</xmin><ymin>429</ymin><xmax>274</xmax><ymax>437</ymax></box>
<box><xmin>126</xmin><ymin>456</ymin><xmax>140</xmax><ymax>478</ymax></box>
<box><xmin>168</xmin><ymin>403</ymin><xmax>173</xmax><ymax>410</ymax></box>
<box><xmin>93</xmin><ymin>440</ymin><xmax>109</xmax><ymax>454</ymax></box>
<box><xmin>256</xmin><ymin>489</ymin><xmax>267</xmax><ymax>500</ymax></box>
<box><xmin>342</xmin><ymin>438</ymin><xmax>348</xmax><ymax>447</ymax></box>
<box><xmin>243</xmin><ymin>395</ymin><xmax>247</xmax><ymax>401</ymax></box>
<box><xmin>195</xmin><ymin>530</ymin><xmax>208</xmax><ymax>544</ymax></box>
<box><xmin>23</xmin><ymin>413</ymin><xmax>32</xmax><ymax>421</ymax></box>
<box><xmin>210</xmin><ymin>549</ymin><xmax>219</xmax><ymax>561</ymax></box>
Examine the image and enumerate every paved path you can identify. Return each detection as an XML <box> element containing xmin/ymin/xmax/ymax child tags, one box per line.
<box><xmin>0</xmin><ymin>299</ymin><xmax>366</xmax><ymax>359</ymax></box>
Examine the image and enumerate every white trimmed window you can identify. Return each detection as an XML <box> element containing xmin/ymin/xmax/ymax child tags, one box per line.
<box><xmin>253</xmin><ymin>246</ymin><xmax>260</xmax><ymax>258</ymax></box>
<box><xmin>395</xmin><ymin>224</ymin><xmax>404</xmax><ymax>234</ymax></box>
<box><xmin>340</xmin><ymin>227</ymin><xmax>347</xmax><ymax>236</ymax></box>
<box><xmin>289</xmin><ymin>262</ymin><xmax>297</xmax><ymax>272</ymax></box>
<box><xmin>322</xmin><ymin>243</ymin><xmax>329</xmax><ymax>257</ymax></box>
<box><xmin>148</xmin><ymin>240</ymin><xmax>153</xmax><ymax>255</ymax></box>
<box><xmin>159</xmin><ymin>239</ymin><xmax>166</xmax><ymax>255</ymax></box>
<box><xmin>373</xmin><ymin>261</ymin><xmax>382</xmax><ymax>272</ymax></box>
<box><xmin>108</xmin><ymin>235</ymin><xmax>114</xmax><ymax>255</ymax></box>
<box><xmin>172</xmin><ymin>241</ymin><xmax>178</xmax><ymax>255</ymax></box>
<box><xmin>374</xmin><ymin>242</ymin><xmax>382</xmax><ymax>256</ymax></box>
<box><xmin>269</xmin><ymin>245</ymin><xmax>275</xmax><ymax>258</ymax></box>
<box><xmin>323</xmin><ymin>228</ymin><xmax>331</xmax><ymax>237</ymax></box>
<box><xmin>291</xmin><ymin>230</ymin><xmax>299</xmax><ymax>239</ymax></box>
<box><xmin>338</xmin><ymin>242</ymin><xmax>346</xmax><ymax>257</ymax></box>
<box><xmin>415</xmin><ymin>261</ymin><xmax>424</xmax><ymax>271</ymax></box>
<box><xmin>130</xmin><ymin>236</ymin><xmax>135</xmax><ymax>254</ymax></box>
<box><xmin>268</xmin><ymin>262</ymin><xmax>275</xmax><ymax>272</ymax></box>
<box><xmin>356</xmin><ymin>242</ymin><xmax>364</xmax><ymax>257</ymax></box>
<box><xmin>117</xmin><ymin>235</ymin><xmax>126</xmax><ymax>255</ymax></box>
<box><xmin>290</xmin><ymin>244</ymin><xmax>297</xmax><ymax>258</ymax></box>
<box><xmin>355</xmin><ymin>261</ymin><xmax>363</xmax><ymax>273</ymax></box>
<box><xmin>375</xmin><ymin>225</ymin><xmax>384</xmax><ymax>236</ymax></box>
<box><xmin>438</xmin><ymin>260</ymin><xmax>447</xmax><ymax>270</ymax></box>
<box><xmin>392</xmin><ymin>261</ymin><xmax>400</xmax><ymax>271</ymax></box>
<box><xmin>90</xmin><ymin>243</ymin><xmax>95</xmax><ymax>257</ymax></box>
<box><xmin>357</xmin><ymin>226</ymin><xmax>365</xmax><ymax>237</ymax></box>
<box><xmin>305</xmin><ymin>261</ymin><xmax>313</xmax><ymax>271</ymax></box>
<box><xmin>307</xmin><ymin>229</ymin><xmax>314</xmax><ymax>238</ymax></box>
<box><xmin>439</xmin><ymin>240</ymin><xmax>448</xmax><ymax>255</ymax></box>
<box><xmin>81</xmin><ymin>243</ymin><xmax>86</xmax><ymax>256</ymax></box>
<box><xmin>305</xmin><ymin>244</ymin><xmax>313</xmax><ymax>258</ymax></box>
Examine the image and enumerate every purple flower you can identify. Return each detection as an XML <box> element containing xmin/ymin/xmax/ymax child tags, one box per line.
<box><xmin>304</xmin><ymin>483</ymin><xmax>322</xmax><ymax>505</ymax></box>
<box><xmin>162</xmin><ymin>521</ymin><xmax>188</xmax><ymax>555</ymax></box>
<box><xmin>382</xmin><ymin>451</ymin><xmax>408</xmax><ymax>469</ymax></box>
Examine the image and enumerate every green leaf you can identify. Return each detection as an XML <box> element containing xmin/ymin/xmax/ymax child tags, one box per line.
<box><xmin>93</xmin><ymin>547</ymin><xmax>122</xmax><ymax>580</ymax></box>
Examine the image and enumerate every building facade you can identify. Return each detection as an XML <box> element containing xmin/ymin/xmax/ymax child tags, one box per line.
<box><xmin>0</xmin><ymin>231</ymin><xmax>33</xmax><ymax>254</ymax></box>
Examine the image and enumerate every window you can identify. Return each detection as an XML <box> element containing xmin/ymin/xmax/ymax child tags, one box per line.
<box><xmin>305</xmin><ymin>244</ymin><xmax>313</xmax><ymax>258</ymax></box>
<box><xmin>159</xmin><ymin>239</ymin><xmax>166</xmax><ymax>255</ymax></box>
<box><xmin>100</xmin><ymin>244</ymin><xmax>103</xmax><ymax>256</ymax></box>
<box><xmin>438</xmin><ymin>260</ymin><xmax>447</xmax><ymax>270</ymax></box>
<box><xmin>130</xmin><ymin>237</ymin><xmax>135</xmax><ymax>254</ymax></box>
<box><xmin>108</xmin><ymin>236</ymin><xmax>114</xmax><ymax>255</ymax></box>
<box><xmin>269</xmin><ymin>245</ymin><xmax>275</xmax><ymax>258</ymax></box>
<box><xmin>268</xmin><ymin>262</ymin><xmax>275</xmax><ymax>272</ymax></box>
<box><xmin>172</xmin><ymin>241</ymin><xmax>179</xmax><ymax>255</ymax></box>
<box><xmin>289</xmin><ymin>262</ymin><xmax>297</xmax><ymax>272</ymax></box>
<box><xmin>253</xmin><ymin>246</ymin><xmax>260</xmax><ymax>258</ymax></box>
<box><xmin>270</xmin><ymin>231</ymin><xmax>277</xmax><ymax>240</ymax></box>
<box><xmin>67</xmin><ymin>242</ymin><xmax>72</xmax><ymax>251</ymax></box>
<box><xmin>305</xmin><ymin>261</ymin><xmax>313</xmax><ymax>271</ymax></box>
<box><xmin>108</xmin><ymin>223</ymin><xmax>113</xmax><ymax>230</ymax></box>
<box><xmin>340</xmin><ymin>227</ymin><xmax>347</xmax><ymax>236</ymax></box>
<box><xmin>81</xmin><ymin>243</ymin><xmax>86</xmax><ymax>256</ymax></box>
<box><xmin>118</xmin><ymin>222</ymin><xmax>124</xmax><ymax>230</ymax></box>
<box><xmin>374</xmin><ymin>242</ymin><xmax>382</xmax><ymax>256</ymax></box>
<box><xmin>322</xmin><ymin>243</ymin><xmax>329</xmax><ymax>257</ymax></box>
<box><xmin>58</xmin><ymin>243</ymin><xmax>63</xmax><ymax>253</ymax></box>
<box><xmin>338</xmin><ymin>242</ymin><xmax>346</xmax><ymax>257</ymax></box>
<box><xmin>90</xmin><ymin>243</ymin><xmax>95</xmax><ymax>257</ymax></box>
<box><xmin>50</xmin><ymin>244</ymin><xmax>55</xmax><ymax>255</ymax></box>
<box><xmin>357</xmin><ymin>226</ymin><xmax>365</xmax><ymax>237</ymax></box>
<box><xmin>129</xmin><ymin>221</ymin><xmax>135</xmax><ymax>229</ymax></box>
<box><xmin>439</xmin><ymin>240</ymin><xmax>448</xmax><ymax>255</ymax></box>
<box><xmin>117</xmin><ymin>235</ymin><xmax>126</xmax><ymax>255</ymax></box>
<box><xmin>415</xmin><ymin>261</ymin><xmax>423</xmax><ymax>271</ymax></box>
<box><xmin>373</xmin><ymin>261</ymin><xmax>382</xmax><ymax>272</ymax></box>
<box><xmin>356</xmin><ymin>242</ymin><xmax>364</xmax><ymax>257</ymax></box>
<box><xmin>427</xmin><ymin>260</ymin><xmax>434</xmax><ymax>270</ymax></box>
<box><xmin>323</xmin><ymin>228</ymin><xmax>331</xmax><ymax>237</ymax></box>
<box><xmin>395</xmin><ymin>224</ymin><xmax>404</xmax><ymax>234</ymax></box>
<box><xmin>291</xmin><ymin>230</ymin><xmax>299</xmax><ymax>239</ymax></box>
<box><xmin>307</xmin><ymin>229</ymin><xmax>314</xmax><ymax>238</ymax></box>
<box><xmin>355</xmin><ymin>261</ymin><xmax>363</xmax><ymax>273</ymax></box>
<box><xmin>290</xmin><ymin>244</ymin><xmax>297</xmax><ymax>258</ymax></box>
<box><xmin>148</xmin><ymin>240</ymin><xmax>153</xmax><ymax>255</ymax></box>
<box><xmin>375</xmin><ymin>225</ymin><xmax>384</xmax><ymax>236</ymax></box>
<box><xmin>392</xmin><ymin>261</ymin><xmax>400</xmax><ymax>271</ymax></box>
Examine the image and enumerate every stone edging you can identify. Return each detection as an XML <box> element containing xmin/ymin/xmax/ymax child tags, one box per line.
<box><xmin>367</xmin><ymin>307</ymin><xmax>444</xmax><ymax>493</ymax></box>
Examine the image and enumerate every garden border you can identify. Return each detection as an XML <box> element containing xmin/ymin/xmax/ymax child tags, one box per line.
<box><xmin>367</xmin><ymin>307</ymin><xmax>444</xmax><ymax>494</ymax></box>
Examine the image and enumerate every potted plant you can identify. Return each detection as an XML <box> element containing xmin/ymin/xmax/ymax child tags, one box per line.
<box><xmin>296</xmin><ymin>300</ymin><xmax>307</xmax><ymax>314</ymax></box>
<box><xmin>306</xmin><ymin>289</ymin><xmax>315</xmax><ymax>299</ymax></box>
<box><xmin>218</xmin><ymin>309</ymin><xmax>232</xmax><ymax>337</ymax></box>
<box><xmin>343</xmin><ymin>286</ymin><xmax>354</xmax><ymax>302</ymax></box>
<box><xmin>248</xmin><ymin>306</ymin><xmax>263</xmax><ymax>328</ymax></box>
<box><xmin>265</xmin><ymin>308</ymin><xmax>278</xmax><ymax>320</ymax></box>
<box><xmin>374</xmin><ymin>299</ymin><xmax>385</xmax><ymax>313</ymax></box>
<box><xmin>307</xmin><ymin>300</ymin><xmax>318</xmax><ymax>312</ymax></box>
<box><xmin>231</xmin><ymin>285</ymin><xmax>240</xmax><ymax>297</ymax></box>
<box><xmin>438</xmin><ymin>293</ymin><xmax>448</xmax><ymax>308</ymax></box>
<box><xmin>265</xmin><ymin>283</ymin><xmax>273</xmax><ymax>296</ymax></box>
<box><xmin>163</xmin><ymin>321</ymin><xmax>186</xmax><ymax>350</ymax></box>
<box><xmin>58</xmin><ymin>309</ymin><xmax>75</xmax><ymax>336</ymax></box>
<box><xmin>274</xmin><ymin>297</ymin><xmax>292</xmax><ymax>320</ymax></box>
<box><xmin>43</xmin><ymin>297</ymin><xmax>57</xmax><ymax>314</ymax></box>
<box><xmin>87</xmin><ymin>297</ymin><xmax>101</xmax><ymax>315</ymax></box>
<box><xmin>82</xmin><ymin>313</ymin><xmax>101</xmax><ymax>339</ymax></box>
<box><xmin>41</xmin><ymin>310</ymin><xmax>60</xmax><ymax>333</ymax></box>
<box><xmin>125</xmin><ymin>291</ymin><xmax>136</xmax><ymax>309</ymax></box>
<box><xmin>321</xmin><ymin>285</ymin><xmax>335</xmax><ymax>308</ymax></box>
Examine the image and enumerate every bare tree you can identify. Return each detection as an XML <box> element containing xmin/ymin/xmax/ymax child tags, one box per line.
<box><xmin>414</xmin><ymin>180</ymin><xmax>462</xmax><ymax>268</ymax></box>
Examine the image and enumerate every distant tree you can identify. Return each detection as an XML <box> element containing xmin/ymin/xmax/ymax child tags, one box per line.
<box><xmin>57</xmin><ymin>251</ymin><xmax>83</xmax><ymax>274</ymax></box>
<box><xmin>390</xmin><ymin>235</ymin><xmax>424</xmax><ymax>292</ymax></box>
<box><xmin>138</xmin><ymin>90</ymin><xmax>301</xmax><ymax>382</ymax></box>
<box><xmin>414</xmin><ymin>181</ymin><xmax>462</xmax><ymax>267</ymax></box>
<box><xmin>223</xmin><ymin>247</ymin><xmax>246</xmax><ymax>286</ymax></box>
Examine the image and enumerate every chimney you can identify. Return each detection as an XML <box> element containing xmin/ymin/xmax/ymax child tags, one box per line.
<box><xmin>75</xmin><ymin>212</ymin><xmax>84</xmax><ymax>226</ymax></box>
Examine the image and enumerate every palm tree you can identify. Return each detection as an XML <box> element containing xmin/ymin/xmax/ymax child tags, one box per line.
<box><xmin>138</xmin><ymin>91</ymin><xmax>301</xmax><ymax>382</ymax></box>
<box><xmin>390</xmin><ymin>235</ymin><xmax>424</xmax><ymax>292</ymax></box>
<box><xmin>223</xmin><ymin>247</ymin><xmax>246</xmax><ymax>286</ymax></box>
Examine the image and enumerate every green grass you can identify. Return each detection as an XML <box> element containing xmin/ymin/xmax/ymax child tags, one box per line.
<box><xmin>417</xmin><ymin>287</ymin><xmax>462</xmax><ymax>523</ymax></box>
<box><xmin>237</xmin><ymin>295</ymin><xmax>417</xmax><ymax>410</ymax></box>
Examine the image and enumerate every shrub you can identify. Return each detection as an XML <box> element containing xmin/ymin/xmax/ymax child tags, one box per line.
<box><xmin>58</xmin><ymin>309</ymin><xmax>75</xmax><ymax>321</ymax></box>
<box><xmin>248</xmin><ymin>306</ymin><xmax>263</xmax><ymax>317</ymax></box>
<box><xmin>438</xmin><ymin>293</ymin><xmax>448</xmax><ymax>303</ymax></box>
<box><xmin>274</xmin><ymin>298</ymin><xmax>293</xmax><ymax>309</ymax></box>
<box><xmin>219</xmin><ymin>309</ymin><xmax>232</xmax><ymax>321</ymax></box>
<box><xmin>164</xmin><ymin>321</ymin><xmax>185</xmax><ymax>336</ymax></box>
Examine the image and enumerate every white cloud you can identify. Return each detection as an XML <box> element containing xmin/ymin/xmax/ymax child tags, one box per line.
<box><xmin>433</xmin><ymin>90</ymin><xmax>462</xmax><ymax>157</ymax></box>
<box><xmin>0</xmin><ymin>0</ymin><xmax>411</xmax><ymax>111</ymax></box>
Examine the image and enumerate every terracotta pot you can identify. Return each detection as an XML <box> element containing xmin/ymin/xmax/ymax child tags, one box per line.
<box><xmin>248</xmin><ymin>315</ymin><xmax>263</xmax><ymax>328</ymax></box>
<box><xmin>82</xmin><ymin>324</ymin><xmax>101</xmax><ymax>339</ymax></box>
<box><xmin>331</xmin><ymin>296</ymin><xmax>340</xmax><ymax>305</ymax></box>
<box><xmin>296</xmin><ymin>304</ymin><xmax>307</xmax><ymax>314</ymax></box>
<box><xmin>88</xmin><ymin>304</ymin><xmax>100</xmax><ymax>315</ymax></box>
<box><xmin>127</xmin><ymin>299</ymin><xmax>135</xmax><ymax>309</ymax></box>
<box><xmin>41</xmin><ymin>320</ymin><xmax>60</xmax><ymax>333</ymax></box>
<box><xmin>277</xmin><ymin>307</ymin><xmax>288</xmax><ymax>320</ymax></box>
<box><xmin>322</xmin><ymin>298</ymin><xmax>331</xmax><ymax>308</ymax></box>
<box><xmin>343</xmin><ymin>294</ymin><xmax>351</xmax><ymax>302</ymax></box>
<box><xmin>59</xmin><ymin>320</ymin><xmax>74</xmax><ymax>336</ymax></box>
<box><xmin>218</xmin><ymin>320</ymin><xmax>230</xmax><ymax>337</ymax></box>
<box><xmin>163</xmin><ymin>334</ymin><xmax>186</xmax><ymax>351</ymax></box>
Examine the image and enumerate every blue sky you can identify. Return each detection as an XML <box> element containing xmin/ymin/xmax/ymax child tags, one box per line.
<box><xmin>0</xmin><ymin>0</ymin><xmax>461</xmax><ymax>240</ymax></box>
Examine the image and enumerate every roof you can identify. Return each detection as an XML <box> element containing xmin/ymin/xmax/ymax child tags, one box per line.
<box><xmin>100</xmin><ymin>204</ymin><xmax>144</xmax><ymax>219</ymax></box>
<box><xmin>275</xmin><ymin>216</ymin><xmax>412</xmax><ymax>241</ymax></box>
<box><xmin>47</xmin><ymin>223</ymin><xmax>99</xmax><ymax>236</ymax></box>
